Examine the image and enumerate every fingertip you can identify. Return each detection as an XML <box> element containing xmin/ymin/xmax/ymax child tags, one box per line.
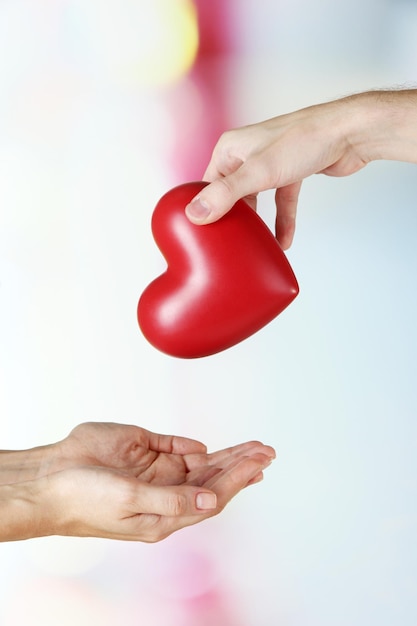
<box><xmin>265</xmin><ymin>446</ymin><xmax>277</xmax><ymax>460</ymax></box>
<box><xmin>246</xmin><ymin>471</ymin><xmax>264</xmax><ymax>486</ymax></box>
<box><xmin>277</xmin><ymin>235</ymin><xmax>293</xmax><ymax>251</ymax></box>
<box><xmin>259</xmin><ymin>454</ymin><xmax>274</xmax><ymax>469</ymax></box>
<box><xmin>275</xmin><ymin>218</ymin><xmax>296</xmax><ymax>250</ymax></box>
<box><xmin>186</xmin><ymin>176</ymin><xmax>244</xmax><ymax>225</ymax></box>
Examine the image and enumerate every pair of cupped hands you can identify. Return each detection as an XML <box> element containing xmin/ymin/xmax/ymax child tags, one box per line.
<box><xmin>3</xmin><ymin>422</ymin><xmax>274</xmax><ymax>542</ymax></box>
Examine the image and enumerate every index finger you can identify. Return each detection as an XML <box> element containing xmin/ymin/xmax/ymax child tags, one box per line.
<box><xmin>203</xmin><ymin>152</ymin><xmax>244</xmax><ymax>182</ymax></box>
<box><xmin>145</xmin><ymin>431</ymin><xmax>207</xmax><ymax>456</ymax></box>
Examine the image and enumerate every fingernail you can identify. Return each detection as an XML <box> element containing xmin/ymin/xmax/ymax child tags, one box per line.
<box><xmin>185</xmin><ymin>198</ymin><xmax>211</xmax><ymax>221</ymax></box>
<box><xmin>196</xmin><ymin>492</ymin><xmax>217</xmax><ymax>510</ymax></box>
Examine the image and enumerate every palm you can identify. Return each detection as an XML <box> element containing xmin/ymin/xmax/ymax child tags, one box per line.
<box><xmin>61</xmin><ymin>422</ymin><xmax>228</xmax><ymax>488</ymax></box>
<box><xmin>44</xmin><ymin>422</ymin><xmax>275</xmax><ymax>541</ymax></box>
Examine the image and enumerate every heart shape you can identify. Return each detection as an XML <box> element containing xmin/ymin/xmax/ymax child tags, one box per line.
<box><xmin>138</xmin><ymin>181</ymin><xmax>299</xmax><ymax>358</ymax></box>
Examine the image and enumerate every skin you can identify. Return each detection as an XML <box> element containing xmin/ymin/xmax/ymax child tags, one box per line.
<box><xmin>0</xmin><ymin>422</ymin><xmax>275</xmax><ymax>542</ymax></box>
<box><xmin>185</xmin><ymin>89</ymin><xmax>417</xmax><ymax>249</ymax></box>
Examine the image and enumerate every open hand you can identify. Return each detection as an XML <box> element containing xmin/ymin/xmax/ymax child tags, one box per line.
<box><xmin>4</xmin><ymin>422</ymin><xmax>275</xmax><ymax>542</ymax></box>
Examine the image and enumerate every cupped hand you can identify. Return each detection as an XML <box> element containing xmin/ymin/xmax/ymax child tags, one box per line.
<box><xmin>41</xmin><ymin>422</ymin><xmax>275</xmax><ymax>542</ymax></box>
<box><xmin>55</xmin><ymin>421</ymin><xmax>272</xmax><ymax>484</ymax></box>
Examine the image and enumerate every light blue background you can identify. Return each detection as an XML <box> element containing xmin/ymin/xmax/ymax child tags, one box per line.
<box><xmin>0</xmin><ymin>1</ymin><xmax>416</xmax><ymax>624</ymax></box>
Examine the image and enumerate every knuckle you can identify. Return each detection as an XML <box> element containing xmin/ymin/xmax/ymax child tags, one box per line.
<box><xmin>216</xmin><ymin>175</ymin><xmax>236</xmax><ymax>196</ymax></box>
<box><xmin>167</xmin><ymin>492</ymin><xmax>188</xmax><ymax>517</ymax></box>
<box><xmin>216</xmin><ymin>128</ymin><xmax>236</xmax><ymax>150</ymax></box>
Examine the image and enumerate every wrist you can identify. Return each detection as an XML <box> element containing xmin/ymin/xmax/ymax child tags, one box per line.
<box><xmin>0</xmin><ymin>442</ymin><xmax>61</xmax><ymax>485</ymax></box>
<box><xmin>342</xmin><ymin>89</ymin><xmax>417</xmax><ymax>164</ymax></box>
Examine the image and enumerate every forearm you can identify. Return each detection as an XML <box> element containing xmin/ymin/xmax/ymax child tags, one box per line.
<box><xmin>0</xmin><ymin>479</ymin><xmax>51</xmax><ymax>542</ymax></box>
<box><xmin>0</xmin><ymin>444</ymin><xmax>59</xmax><ymax>485</ymax></box>
<box><xmin>342</xmin><ymin>89</ymin><xmax>417</xmax><ymax>165</ymax></box>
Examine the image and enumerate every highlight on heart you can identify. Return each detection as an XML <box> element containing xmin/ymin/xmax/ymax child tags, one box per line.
<box><xmin>137</xmin><ymin>181</ymin><xmax>299</xmax><ymax>358</ymax></box>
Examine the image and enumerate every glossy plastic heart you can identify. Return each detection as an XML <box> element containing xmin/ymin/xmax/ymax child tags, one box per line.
<box><xmin>138</xmin><ymin>181</ymin><xmax>299</xmax><ymax>358</ymax></box>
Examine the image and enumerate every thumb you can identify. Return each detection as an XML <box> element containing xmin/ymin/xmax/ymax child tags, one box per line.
<box><xmin>185</xmin><ymin>166</ymin><xmax>260</xmax><ymax>225</ymax></box>
<box><xmin>130</xmin><ymin>483</ymin><xmax>218</xmax><ymax>518</ymax></box>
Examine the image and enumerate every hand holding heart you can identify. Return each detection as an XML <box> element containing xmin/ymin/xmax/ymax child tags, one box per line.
<box><xmin>185</xmin><ymin>89</ymin><xmax>417</xmax><ymax>250</ymax></box>
<box><xmin>138</xmin><ymin>181</ymin><xmax>299</xmax><ymax>358</ymax></box>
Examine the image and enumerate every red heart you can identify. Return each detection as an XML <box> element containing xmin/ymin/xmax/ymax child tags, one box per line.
<box><xmin>138</xmin><ymin>181</ymin><xmax>299</xmax><ymax>358</ymax></box>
